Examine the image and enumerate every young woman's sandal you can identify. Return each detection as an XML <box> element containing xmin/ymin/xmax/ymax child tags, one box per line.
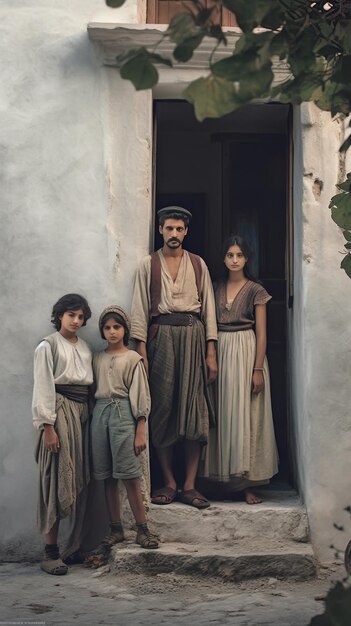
<box><xmin>179</xmin><ymin>489</ymin><xmax>210</xmax><ymax>509</ymax></box>
<box><xmin>136</xmin><ymin>524</ymin><xmax>159</xmax><ymax>549</ymax></box>
<box><xmin>40</xmin><ymin>558</ymin><xmax>68</xmax><ymax>576</ymax></box>
<box><xmin>151</xmin><ymin>487</ymin><xmax>178</xmax><ymax>505</ymax></box>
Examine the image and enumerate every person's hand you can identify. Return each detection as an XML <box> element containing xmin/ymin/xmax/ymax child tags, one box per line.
<box><xmin>252</xmin><ymin>370</ymin><xmax>264</xmax><ymax>394</ymax></box>
<box><xmin>134</xmin><ymin>420</ymin><xmax>147</xmax><ymax>456</ymax></box>
<box><xmin>43</xmin><ymin>425</ymin><xmax>60</xmax><ymax>453</ymax></box>
<box><xmin>206</xmin><ymin>354</ymin><xmax>218</xmax><ymax>384</ymax></box>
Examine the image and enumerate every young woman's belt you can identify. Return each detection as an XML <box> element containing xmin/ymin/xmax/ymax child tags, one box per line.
<box><xmin>152</xmin><ymin>313</ymin><xmax>200</xmax><ymax>326</ymax></box>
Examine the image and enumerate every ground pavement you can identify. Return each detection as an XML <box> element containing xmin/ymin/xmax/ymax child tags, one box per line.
<box><xmin>0</xmin><ymin>561</ymin><xmax>344</xmax><ymax>626</ymax></box>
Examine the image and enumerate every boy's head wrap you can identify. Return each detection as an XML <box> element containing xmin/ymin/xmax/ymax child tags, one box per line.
<box><xmin>98</xmin><ymin>305</ymin><xmax>131</xmax><ymax>336</ymax></box>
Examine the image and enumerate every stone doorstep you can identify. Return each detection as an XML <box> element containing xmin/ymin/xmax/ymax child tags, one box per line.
<box><xmin>122</xmin><ymin>491</ymin><xmax>310</xmax><ymax>545</ymax></box>
<box><xmin>110</xmin><ymin>540</ymin><xmax>317</xmax><ymax>582</ymax></box>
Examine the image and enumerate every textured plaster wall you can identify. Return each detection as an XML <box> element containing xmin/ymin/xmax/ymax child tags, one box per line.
<box><xmin>294</xmin><ymin>105</ymin><xmax>351</xmax><ymax>561</ymax></box>
<box><xmin>0</xmin><ymin>1</ymin><xmax>151</xmax><ymax>559</ymax></box>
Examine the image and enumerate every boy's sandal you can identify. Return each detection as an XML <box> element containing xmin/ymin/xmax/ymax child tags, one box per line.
<box><xmin>40</xmin><ymin>558</ymin><xmax>68</xmax><ymax>576</ymax></box>
<box><xmin>101</xmin><ymin>530</ymin><xmax>125</xmax><ymax>546</ymax></box>
<box><xmin>84</xmin><ymin>531</ymin><xmax>124</xmax><ymax>569</ymax></box>
<box><xmin>84</xmin><ymin>551</ymin><xmax>110</xmax><ymax>569</ymax></box>
<box><xmin>179</xmin><ymin>489</ymin><xmax>210</xmax><ymax>509</ymax></box>
<box><xmin>151</xmin><ymin>487</ymin><xmax>178</xmax><ymax>505</ymax></box>
<box><xmin>136</xmin><ymin>526</ymin><xmax>159</xmax><ymax>549</ymax></box>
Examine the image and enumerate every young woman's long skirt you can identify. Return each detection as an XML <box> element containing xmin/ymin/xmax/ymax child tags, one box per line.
<box><xmin>203</xmin><ymin>329</ymin><xmax>278</xmax><ymax>488</ymax></box>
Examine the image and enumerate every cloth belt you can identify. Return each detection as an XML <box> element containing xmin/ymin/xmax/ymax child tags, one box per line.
<box><xmin>94</xmin><ymin>397</ymin><xmax>126</xmax><ymax>409</ymax></box>
<box><xmin>152</xmin><ymin>313</ymin><xmax>200</xmax><ymax>327</ymax></box>
<box><xmin>55</xmin><ymin>384</ymin><xmax>89</xmax><ymax>403</ymax></box>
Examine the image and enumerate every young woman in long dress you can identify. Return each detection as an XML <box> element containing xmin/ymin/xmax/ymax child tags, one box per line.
<box><xmin>204</xmin><ymin>236</ymin><xmax>278</xmax><ymax>504</ymax></box>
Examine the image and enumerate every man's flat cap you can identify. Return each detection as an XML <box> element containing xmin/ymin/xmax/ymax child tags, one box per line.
<box><xmin>157</xmin><ymin>206</ymin><xmax>192</xmax><ymax>221</ymax></box>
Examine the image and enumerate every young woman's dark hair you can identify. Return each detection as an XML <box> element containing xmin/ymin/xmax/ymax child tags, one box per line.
<box><xmin>222</xmin><ymin>235</ymin><xmax>259</xmax><ymax>283</ymax></box>
<box><xmin>100</xmin><ymin>313</ymin><xmax>130</xmax><ymax>346</ymax></box>
<box><xmin>51</xmin><ymin>293</ymin><xmax>92</xmax><ymax>331</ymax></box>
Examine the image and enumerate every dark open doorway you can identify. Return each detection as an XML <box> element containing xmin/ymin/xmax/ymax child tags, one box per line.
<box><xmin>153</xmin><ymin>100</ymin><xmax>292</xmax><ymax>485</ymax></box>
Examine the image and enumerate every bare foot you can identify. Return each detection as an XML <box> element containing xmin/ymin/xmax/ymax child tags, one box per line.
<box><xmin>245</xmin><ymin>489</ymin><xmax>262</xmax><ymax>505</ymax></box>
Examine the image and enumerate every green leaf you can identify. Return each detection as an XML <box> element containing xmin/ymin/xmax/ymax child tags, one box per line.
<box><xmin>120</xmin><ymin>50</ymin><xmax>158</xmax><ymax>90</ymax></box>
<box><xmin>260</xmin><ymin>7</ymin><xmax>284</xmax><ymax>30</ymax></box>
<box><xmin>288</xmin><ymin>28</ymin><xmax>320</xmax><ymax>75</ymax></box>
<box><xmin>274</xmin><ymin>74</ymin><xmax>323</xmax><ymax>105</ymax></box>
<box><xmin>343</xmin><ymin>230</ymin><xmax>351</xmax><ymax>241</ymax></box>
<box><xmin>333</xmin><ymin>55</ymin><xmax>351</xmax><ymax>84</ymax></box>
<box><xmin>234</xmin><ymin>31</ymin><xmax>274</xmax><ymax>56</ymax></box>
<box><xmin>339</xmin><ymin>135</ymin><xmax>351</xmax><ymax>152</ymax></box>
<box><xmin>184</xmin><ymin>75</ymin><xmax>239</xmax><ymax>121</ymax></box>
<box><xmin>331</xmin><ymin>89</ymin><xmax>351</xmax><ymax>117</ymax></box>
<box><xmin>117</xmin><ymin>49</ymin><xmax>171</xmax><ymax>88</ymax></box>
<box><xmin>270</xmin><ymin>32</ymin><xmax>289</xmax><ymax>59</ymax></box>
<box><xmin>309</xmin><ymin>581</ymin><xmax>351</xmax><ymax>624</ymax></box>
<box><xmin>212</xmin><ymin>31</ymin><xmax>274</xmax><ymax>83</ymax></box>
<box><xmin>330</xmin><ymin>192</ymin><xmax>351</xmax><ymax>229</ymax></box>
<box><xmin>316</xmin><ymin>43</ymin><xmax>343</xmax><ymax>59</ymax></box>
<box><xmin>167</xmin><ymin>13</ymin><xmax>196</xmax><ymax>44</ymax></box>
<box><xmin>340</xmin><ymin>21</ymin><xmax>351</xmax><ymax>54</ymax></box>
<box><xmin>212</xmin><ymin>53</ymin><xmax>252</xmax><ymax>81</ymax></box>
<box><xmin>174</xmin><ymin>32</ymin><xmax>205</xmax><ymax>63</ymax></box>
<box><xmin>222</xmin><ymin>0</ymin><xmax>280</xmax><ymax>32</ymax></box>
<box><xmin>237</xmin><ymin>62</ymin><xmax>273</xmax><ymax>100</ymax></box>
<box><xmin>147</xmin><ymin>53</ymin><xmax>173</xmax><ymax>68</ymax></box>
<box><xmin>336</xmin><ymin>174</ymin><xmax>351</xmax><ymax>192</ymax></box>
<box><xmin>325</xmin><ymin>579</ymin><xmax>351</xmax><ymax>621</ymax></box>
<box><xmin>106</xmin><ymin>0</ymin><xmax>126</xmax><ymax>6</ymax></box>
<box><xmin>116</xmin><ymin>47</ymin><xmax>145</xmax><ymax>66</ymax></box>
<box><xmin>345</xmin><ymin>242</ymin><xmax>351</xmax><ymax>250</ymax></box>
<box><xmin>314</xmin><ymin>81</ymin><xmax>338</xmax><ymax>112</ymax></box>
<box><xmin>341</xmin><ymin>253</ymin><xmax>351</xmax><ymax>278</ymax></box>
<box><xmin>309</xmin><ymin>612</ymin><xmax>333</xmax><ymax>626</ymax></box>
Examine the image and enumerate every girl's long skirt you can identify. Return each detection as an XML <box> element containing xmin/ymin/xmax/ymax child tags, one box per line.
<box><xmin>203</xmin><ymin>329</ymin><xmax>278</xmax><ymax>489</ymax></box>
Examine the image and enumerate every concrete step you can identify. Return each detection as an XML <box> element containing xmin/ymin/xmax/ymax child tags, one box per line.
<box><xmin>138</xmin><ymin>491</ymin><xmax>310</xmax><ymax>545</ymax></box>
<box><xmin>110</xmin><ymin>539</ymin><xmax>317</xmax><ymax>582</ymax></box>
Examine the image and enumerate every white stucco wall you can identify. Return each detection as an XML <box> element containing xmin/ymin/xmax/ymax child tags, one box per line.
<box><xmin>0</xmin><ymin>1</ymin><xmax>152</xmax><ymax>559</ymax></box>
<box><xmin>291</xmin><ymin>105</ymin><xmax>351</xmax><ymax>561</ymax></box>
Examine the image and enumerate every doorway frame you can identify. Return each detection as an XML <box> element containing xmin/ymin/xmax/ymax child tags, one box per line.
<box><xmin>153</xmin><ymin>98</ymin><xmax>295</xmax><ymax>485</ymax></box>
<box><xmin>88</xmin><ymin>21</ymin><xmax>300</xmax><ymax>491</ymax></box>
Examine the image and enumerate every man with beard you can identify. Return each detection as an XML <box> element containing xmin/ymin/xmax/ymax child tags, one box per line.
<box><xmin>131</xmin><ymin>206</ymin><xmax>217</xmax><ymax>509</ymax></box>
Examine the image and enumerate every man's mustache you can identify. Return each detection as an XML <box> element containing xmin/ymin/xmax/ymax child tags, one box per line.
<box><xmin>168</xmin><ymin>237</ymin><xmax>181</xmax><ymax>243</ymax></box>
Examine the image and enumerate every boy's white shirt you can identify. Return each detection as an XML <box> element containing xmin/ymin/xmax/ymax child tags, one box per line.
<box><xmin>93</xmin><ymin>349</ymin><xmax>150</xmax><ymax>420</ymax></box>
<box><xmin>32</xmin><ymin>332</ymin><xmax>93</xmax><ymax>430</ymax></box>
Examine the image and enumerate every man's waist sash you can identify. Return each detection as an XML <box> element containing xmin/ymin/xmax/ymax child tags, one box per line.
<box><xmin>152</xmin><ymin>313</ymin><xmax>200</xmax><ymax>327</ymax></box>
